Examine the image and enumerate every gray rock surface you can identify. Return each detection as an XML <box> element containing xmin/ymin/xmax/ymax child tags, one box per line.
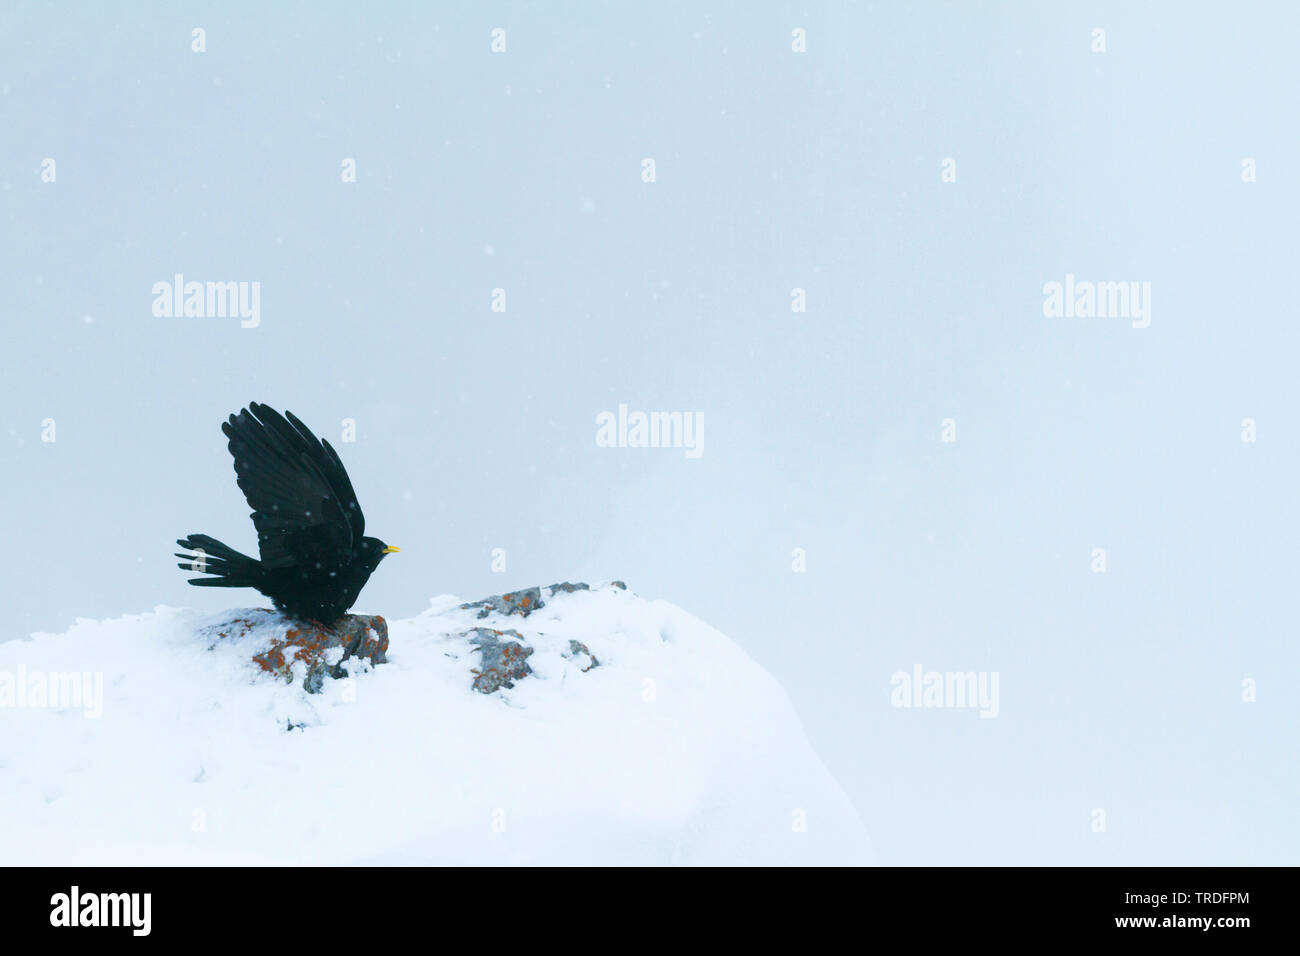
<box><xmin>564</xmin><ymin>640</ymin><xmax>599</xmax><ymax>673</ymax></box>
<box><xmin>460</xmin><ymin>580</ymin><xmax>625</xmax><ymax>620</ymax></box>
<box><xmin>456</xmin><ymin>581</ymin><xmax>621</xmax><ymax>693</ymax></box>
<box><xmin>467</xmin><ymin>627</ymin><xmax>534</xmax><ymax>694</ymax></box>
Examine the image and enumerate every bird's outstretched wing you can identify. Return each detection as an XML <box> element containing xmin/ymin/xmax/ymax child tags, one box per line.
<box><xmin>221</xmin><ymin>402</ymin><xmax>366</xmax><ymax>570</ymax></box>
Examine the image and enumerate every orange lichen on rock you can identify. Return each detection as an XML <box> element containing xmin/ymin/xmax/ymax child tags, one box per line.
<box><xmin>206</xmin><ymin>611</ymin><xmax>389</xmax><ymax>693</ymax></box>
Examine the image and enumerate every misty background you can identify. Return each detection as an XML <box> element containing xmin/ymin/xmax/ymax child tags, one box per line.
<box><xmin>2</xmin><ymin>1</ymin><xmax>1296</xmax><ymax>864</ymax></box>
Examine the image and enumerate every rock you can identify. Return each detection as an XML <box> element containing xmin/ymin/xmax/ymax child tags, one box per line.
<box><xmin>451</xmin><ymin>581</ymin><xmax>622</xmax><ymax>693</ymax></box>
<box><xmin>459</xmin><ymin>581</ymin><xmax>624</xmax><ymax>621</ymax></box>
<box><xmin>547</xmin><ymin>581</ymin><xmax>592</xmax><ymax>597</ymax></box>
<box><xmin>461</xmin><ymin>587</ymin><xmax>544</xmax><ymax>620</ymax></box>
<box><xmin>467</xmin><ymin>627</ymin><xmax>534</xmax><ymax>694</ymax></box>
<box><xmin>564</xmin><ymin>640</ymin><xmax>599</xmax><ymax>672</ymax></box>
<box><xmin>203</xmin><ymin>610</ymin><xmax>389</xmax><ymax>693</ymax></box>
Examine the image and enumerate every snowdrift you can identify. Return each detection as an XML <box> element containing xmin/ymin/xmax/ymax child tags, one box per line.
<box><xmin>0</xmin><ymin>582</ymin><xmax>871</xmax><ymax>865</ymax></box>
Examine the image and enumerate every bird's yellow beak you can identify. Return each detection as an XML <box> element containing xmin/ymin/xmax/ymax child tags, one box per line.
<box><xmin>382</xmin><ymin>545</ymin><xmax>401</xmax><ymax>554</ymax></box>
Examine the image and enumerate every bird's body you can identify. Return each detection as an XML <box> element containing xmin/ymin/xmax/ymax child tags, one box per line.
<box><xmin>176</xmin><ymin>403</ymin><xmax>397</xmax><ymax>623</ymax></box>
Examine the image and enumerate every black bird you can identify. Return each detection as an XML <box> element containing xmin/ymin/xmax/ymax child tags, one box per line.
<box><xmin>175</xmin><ymin>402</ymin><xmax>398</xmax><ymax>623</ymax></box>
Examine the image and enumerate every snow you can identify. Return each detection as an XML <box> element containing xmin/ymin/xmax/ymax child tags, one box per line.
<box><xmin>0</xmin><ymin>584</ymin><xmax>871</xmax><ymax>865</ymax></box>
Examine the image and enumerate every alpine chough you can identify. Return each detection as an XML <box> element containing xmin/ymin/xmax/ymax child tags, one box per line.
<box><xmin>175</xmin><ymin>402</ymin><xmax>398</xmax><ymax>623</ymax></box>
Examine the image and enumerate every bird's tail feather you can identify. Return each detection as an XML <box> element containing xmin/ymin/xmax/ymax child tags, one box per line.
<box><xmin>175</xmin><ymin>534</ymin><xmax>263</xmax><ymax>588</ymax></box>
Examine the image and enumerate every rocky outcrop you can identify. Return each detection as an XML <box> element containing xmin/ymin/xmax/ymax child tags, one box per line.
<box><xmin>467</xmin><ymin>628</ymin><xmax>534</xmax><ymax>693</ymax></box>
<box><xmin>202</xmin><ymin>581</ymin><xmax>619</xmax><ymax>696</ymax></box>
<box><xmin>203</xmin><ymin>610</ymin><xmax>389</xmax><ymax>693</ymax></box>
<box><xmin>457</xmin><ymin>582</ymin><xmax>617</xmax><ymax>693</ymax></box>
<box><xmin>460</xmin><ymin>581</ymin><xmax>625</xmax><ymax>621</ymax></box>
<box><xmin>461</xmin><ymin>587</ymin><xmax>546</xmax><ymax>619</ymax></box>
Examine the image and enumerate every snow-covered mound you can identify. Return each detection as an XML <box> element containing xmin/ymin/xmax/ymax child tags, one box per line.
<box><xmin>0</xmin><ymin>584</ymin><xmax>871</xmax><ymax>865</ymax></box>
